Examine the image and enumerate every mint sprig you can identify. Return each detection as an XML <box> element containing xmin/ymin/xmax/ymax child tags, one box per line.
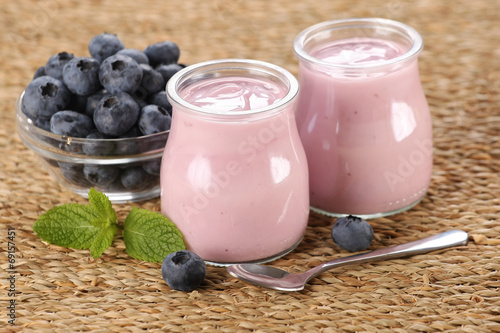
<box><xmin>32</xmin><ymin>188</ymin><xmax>185</xmax><ymax>262</ymax></box>
<box><xmin>123</xmin><ymin>207</ymin><xmax>185</xmax><ymax>263</ymax></box>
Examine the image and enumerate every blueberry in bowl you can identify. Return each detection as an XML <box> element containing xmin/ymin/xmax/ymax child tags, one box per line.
<box><xmin>16</xmin><ymin>91</ymin><xmax>170</xmax><ymax>203</ymax></box>
<box><xmin>15</xmin><ymin>33</ymin><xmax>181</xmax><ymax>203</ymax></box>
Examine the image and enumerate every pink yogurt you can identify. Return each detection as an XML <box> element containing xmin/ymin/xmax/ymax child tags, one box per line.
<box><xmin>161</xmin><ymin>60</ymin><xmax>309</xmax><ymax>265</ymax></box>
<box><xmin>294</xmin><ymin>19</ymin><xmax>433</xmax><ymax>217</ymax></box>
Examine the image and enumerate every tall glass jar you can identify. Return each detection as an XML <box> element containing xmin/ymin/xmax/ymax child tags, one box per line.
<box><xmin>293</xmin><ymin>18</ymin><xmax>432</xmax><ymax>218</ymax></box>
<box><xmin>161</xmin><ymin>59</ymin><xmax>309</xmax><ymax>265</ymax></box>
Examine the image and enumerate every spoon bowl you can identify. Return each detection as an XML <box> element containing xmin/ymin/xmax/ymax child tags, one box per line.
<box><xmin>227</xmin><ymin>230</ymin><xmax>469</xmax><ymax>291</ymax></box>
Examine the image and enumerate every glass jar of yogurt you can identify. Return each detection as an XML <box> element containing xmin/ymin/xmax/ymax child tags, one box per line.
<box><xmin>293</xmin><ymin>18</ymin><xmax>433</xmax><ymax>218</ymax></box>
<box><xmin>161</xmin><ymin>59</ymin><xmax>309</xmax><ymax>265</ymax></box>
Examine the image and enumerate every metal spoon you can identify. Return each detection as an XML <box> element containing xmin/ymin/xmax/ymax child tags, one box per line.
<box><xmin>227</xmin><ymin>229</ymin><xmax>468</xmax><ymax>291</ymax></box>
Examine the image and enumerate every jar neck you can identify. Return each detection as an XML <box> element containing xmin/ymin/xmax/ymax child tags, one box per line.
<box><xmin>293</xmin><ymin>18</ymin><xmax>423</xmax><ymax>77</ymax></box>
<box><xmin>167</xmin><ymin>59</ymin><xmax>299</xmax><ymax>122</ymax></box>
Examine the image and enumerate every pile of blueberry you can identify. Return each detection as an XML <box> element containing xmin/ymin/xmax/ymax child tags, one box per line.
<box><xmin>20</xmin><ymin>33</ymin><xmax>185</xmax><ymax>192</ymax></box>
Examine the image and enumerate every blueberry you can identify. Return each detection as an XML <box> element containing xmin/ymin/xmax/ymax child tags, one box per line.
<box><xmin>142</xmin><ymin>158</ymin><xmax>162</xmax><ymax>176</ymax></box>
<box><xmin>116</xmin><ymin>48</ymin><xmax>149</xmax><ymax>65</ymax></box>
<box><xmin>50</xmin><ymin>110</ymin><xmax>95</xmax><ymax>138</ymax></box>
<box><xmin>62</xmin><ymin>57</ymin><xmax>102</xmax><ymax>96</ymax></box>
<box><xmin>143</xmin><ymin>41</ymin><xmax>180</xmax><ymax>67</ymax></box>
<box><xmin>85</xmin><ymin>90</ymin><xmax>110</xmax><ymax>118</ymax></box>
<box><xmin>120</xmin><ymin>166</ymin><xmax>156</xmax><ymax>190</ymax></box>
<box><xmin>99</xmin><ymin>54</ymin><xmax>143</xmax><ymax>94</ymax></box>
<box><xmin>45</xmin><ymin>52</ymin><xmax>75</xmax><ymax>80</ymax></box>
<box><xmin>83</xmin><ymin>164</ymin><xmax>120</xmax><ymax>187</ymax></box>
<box><xmin>33</xmin><ymin>66</ymin><xmax>47</xmax><ymax>79</ymax></box>
<box><xmin>331</xmin><ymin>215</ymin><xmax>374</xmax><ymax>252</ymax></box>
<box><xmin>93</xmin><ymin>92</ymin><xmax>140</xmax><ymax>136</ymax></box>
<box><xmin>58</xmin><ymin>162</ymin><xmax>90</xmax><ymax>187</ymax></box>
<box><xmin>21</xmin><ymin>76</ymin><xmax>72</xmax><ymax>120</ymax></box>
<box><xmin>88</xmin><ymin>33</ymin><xmax>124</xmax><ymax>62</ymax></box>
<box><xmin>133</xmin><ymin>64</ymin><xmax>165</xmax><ymax>99</ymax></box>
<box><xmin>82</xmin><ymin>131</ymin><xmax>115</xmax><ymax>156</ymax></box>
<box><xmin>156</xmin><ymin>63</ymin><xmax>183</xmax><ymax>83</ymax></box>
<box><xmin>146</xmin><ymin>91</ymin><xmax>172</xmax><ymax>115</ymax></box>
<box><xmin>138</xmin><ymin>105</ymin><xmax>172</xmax><ymax>135</ymax></box>
<box><xmin>34</xmin><ymin>117</ymin><xmax>51</xmax><ymax>132</ymax></box>
<box><xmin>161</xmin><ymin>250</ymin><xmax>206</xmax><ymax>292</ymax></box>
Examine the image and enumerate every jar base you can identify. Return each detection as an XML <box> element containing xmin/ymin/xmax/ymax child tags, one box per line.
<box><xmin>204</xmin><ymin>236</ymin><xmax>304</xmax><ymax>267</ymax></box>
<box><xmin>310</xmin><ymin>196</ymin><xmax>425</xmax><ymax>220</ymax></box>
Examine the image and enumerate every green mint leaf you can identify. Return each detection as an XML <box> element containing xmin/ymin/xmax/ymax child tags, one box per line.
<box><xmin>123</xmin><ymin>207</ymin><xmax>185</xmax><ymax>263</ymax></box>
<box><xmin>33</xmin><ymin>203</ymin><xmax>103</xmax><ymax>249</ymax></box>
<box><xmin>33</xmin><ymin>189</ymin><xmax>119</xmax><ymax>259</ymax></box>
<box><xmin>90</xmin><ymin>223</ymin><xmax>118</xmax><ymax>259</ymax></box>
<box><xmin>88</xmin><ymin>187</ymin><xmax>117</xmax><ymax>227</ymax></box>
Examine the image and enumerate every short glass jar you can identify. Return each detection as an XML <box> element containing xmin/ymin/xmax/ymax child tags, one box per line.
<box><xmin>161</xmin><ymin>59</ymin><xmax>309</xmax><ymax>265</ymax></box>
<box><xmin>293</xmin><ymin>18</ymin><xmax>432</xmax><ymax>218</ymax></box>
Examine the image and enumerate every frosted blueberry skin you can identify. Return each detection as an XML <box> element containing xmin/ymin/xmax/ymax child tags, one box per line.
<box><xmin>134</xmin><ymin>64</ymin><xmax>165</xmax><ymax>98</ymax></box>
<box><xmin>21</xmin><ymin>76</ymin><xmax>72</xmax><ymax>120</ymax></box>
<box><xmin>116</xmin><ymin>48</ymin><xmax>150</xmax><ymax>65</ymax></box>
<box><xmin>146</xmin><ymin>91</ymin><xmax>172</xmax><ymax>115</ymax></box>
<box><xmin>62</xmin><ymin>57</ymin><xmax>102</xmax><ymax>96</ymax></box>
<box><xmin>50</xmin><ymin>110</ymin><xmax>95</xmax><ymax>138</ymax></box>
<box><xmin>331</xmin><ymin>215</ymin><xmax>374</xmax><ymax>252</ymax></box>
<box><xmin>99</xmin><ymin>54</ymin><xmax>143</xmax><ymax>94</ymax></box>
<box><xmin>138</xmin><ymin>104</ymin><xmax>172</xmax><ymax>136</ymax></box>
<box><xmin>143</xmin><ymin>41</ymin><xmax>180</xmax><ymax>67</ymax></box>
<box><xmin>161</xmin><ymin>250</ymin><xmax>206</xmax><ymax>292</ymax></box>
<box><xmin>156</xmin><ymin>63</ymin><xmax>183</xmax><ymax>83</ymax></box>
<box><xmin>45</xmin><ymin>52</ymin><xmax>75</xmax><ymax>80</ymax></box>
<box><xmin>93</xmin><ymin>92</ymin><xmax>140</xmax><ymax>136</ymax></box>
<box><xmin>88</xmin><ymin>32</ymin><xmax>125</xmax><ymax>62</ymax></box>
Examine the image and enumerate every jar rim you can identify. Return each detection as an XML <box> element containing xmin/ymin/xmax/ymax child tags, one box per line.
<box><xmin>293</xmin><ymin>18</ymin><xmax>423</xmax><ymax>74</ymax></box>
<box><xmin>166</xmin><ymin>59</ymin><xmax>299</xmax><ymax>120</ymax></box>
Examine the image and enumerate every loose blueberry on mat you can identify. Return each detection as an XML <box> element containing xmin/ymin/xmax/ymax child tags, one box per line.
<box><xmin>331</xmin><ymin>215</ymin><xmax>374</xmax><ymax>252</ymax></box>
<box><xmin>143</xmin><ymin>41</ymin><xmax>180</xmax><ymax>67</ymax></box>
<box><xmin>116</xmin><ymin>48</ymin><xmax>150</xmax><ymax>65</ymax></box>
<box><xmin>138</xmin><ymin>105</ymin><xmax>172</xmax><ymax>135</ymax></box>
<box><xmin>93</xmin><ymin>92</ymin><xmax>140</xmax><ymax>136</ymax></box>
<box><xmin>83</xmin><ymin>164</ymin><xmax>120</xmax><ymax>187</ymax></box>
<box><xmin>45</xmin><ymin>52</ymin><xmax>75</xmax><ymax>80</ymax></box>
<box><xmin>21</xmin><ymin>76</ymin><xmax>72</xmax><ymax>120</ymax></box>
<box><xmin>99</xmin><ymin>54</ymin><xmax>143</xmax><ymax>94</ymax></box>
<box><xmin>88</xmin><ymin>32</ymin><xmax>124</xmax><ymax>62</ymax></box>
<box><xmin>50</xmin><ymin>110</ymin><xmax>95</xmax><ymax>138</ymax></box>
<box><xmin>62</xmin><ymin>57</ymin><xmax>102</xmax><ymax>96</ymax></box>
<box><xmin>161</xmin><ymin>250</ymin><xmax>206</xmax><ymax>292</ymax></box>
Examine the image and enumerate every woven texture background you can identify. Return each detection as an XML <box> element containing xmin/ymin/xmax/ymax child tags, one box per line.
<box><xmin>1</xmin><ymin>0</ymin><xmax>500</xmax><ymax>332</ymax></box>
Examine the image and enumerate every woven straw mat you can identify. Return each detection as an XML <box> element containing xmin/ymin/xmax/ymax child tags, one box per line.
<box><xmin>1</xmin><ymin>0</ymin><xmax>499</xmax><ymax>332</ymax></box>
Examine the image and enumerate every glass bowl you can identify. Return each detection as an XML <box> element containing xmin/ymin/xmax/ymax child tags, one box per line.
<box><xmin>15</xmin><ymin>92</ymin><xmax>169</xmax><ymax>203</ymax></box>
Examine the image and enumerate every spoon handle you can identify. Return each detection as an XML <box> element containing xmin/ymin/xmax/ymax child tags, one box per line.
<box><xmin>309</xmin><ymin>229</ymin><xmax>468</xmax><ymax>279</ymax></box>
